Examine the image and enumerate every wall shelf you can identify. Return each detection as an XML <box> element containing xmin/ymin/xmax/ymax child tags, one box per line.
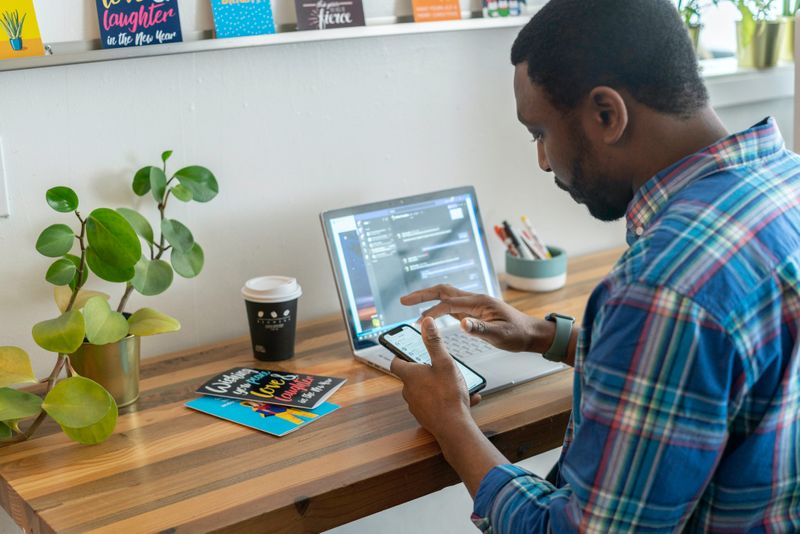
<box><xmin>0</xmin><ymin>14</ymin><xmax>533</xmax><ymax>73</ymax></box>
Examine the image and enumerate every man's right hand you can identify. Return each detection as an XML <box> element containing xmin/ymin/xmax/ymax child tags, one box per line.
<box><xmin>400</xmin><ymin>284</ymin><xmax>557</xmax><ymax>354</ymax></box>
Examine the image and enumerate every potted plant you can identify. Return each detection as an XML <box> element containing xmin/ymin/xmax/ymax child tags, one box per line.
<box><xmin>0</xmin><ymin>151</ymin><xmax>218</xmax><ymax>446</ymax></box>
<box><xmin>781</xmin><ymin>0</ymin><xmax>799</xmax><ymax>60</ymax></box>
<box><xmin>678</xmin><ymin>0</ymin><xmax>705</xmax><ymax>51</ymax></box>
<box><xmin>0</xmin><ymin>9</ymin><xmax>26</xmax><ymax>51</ymax></box>
<box><xmin>732</xmin><ymin>0</ymin><xmax>785</xmax><ymax>68</ymax></box>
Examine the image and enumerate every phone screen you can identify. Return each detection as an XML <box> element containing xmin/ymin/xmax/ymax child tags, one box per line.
<box><xmin>382</xmin><ymin>326</ymin><xmax>485</xmax><ymax>393</ymax></box>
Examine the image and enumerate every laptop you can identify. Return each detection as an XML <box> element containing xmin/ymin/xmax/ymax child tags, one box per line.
<box><xmin>320</xmin><ymin>186</ymin><xmax>566</xmax><ymax>394</ymax></box>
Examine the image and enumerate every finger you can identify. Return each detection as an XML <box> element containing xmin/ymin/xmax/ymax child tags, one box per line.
<box><xmin>400</xmin><ymin>284</ymin><xmax>471</xmax><ymax>306</ymax></box>
<box><xmin>420</xmin><ymin>295</ymin><xmax>486</xmax><ymax>320</ymax></box>
<box><xmin>421</xmin><ymin>317</ymin><xmax>454</xmax><ymax>368</ymax></box>
<box><xmin>461</xmin><ymin>317</ymin><xmax>505</xmax><ymax>342</ymax></box>
<box><xmin>469</xmin><ymin>393</ymin><xmax>482</xmax><ymax>407</ymax></box>
<box><xmin>390</xmin><ymin>356</ymin><xmax>414</xmax><ymax>379</ymax></box>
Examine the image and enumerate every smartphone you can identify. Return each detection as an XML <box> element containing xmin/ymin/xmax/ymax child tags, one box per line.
<box><xmin>379</xmin><ymin>324</ymin><xmax>487</xmax><ymax>395</ymax></box>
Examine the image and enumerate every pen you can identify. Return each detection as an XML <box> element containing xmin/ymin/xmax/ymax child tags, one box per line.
<box><xmin>521</xmin><ymin>216</ymin><xmax>551</xmax><ymax>258</ymax></box>
<box><xmin>518</xmin><ymin>230</ymin><xmax>545</xmax><ymax>260</ymax></box>
<box><xmin>495</xmin><ymin>225</ymin><xmax>519</xmax><ymax>257</ymax></box>
<box><xmin>503</xmin><ymin>221</ymin><xmax>533</xmax><ymax>259</ymax></box>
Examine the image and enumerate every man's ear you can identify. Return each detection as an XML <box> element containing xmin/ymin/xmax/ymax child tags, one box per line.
<box><xmin>586</xmin><ymin>86</ymin><xmax>628</xmax><ymax>145</ymax></box>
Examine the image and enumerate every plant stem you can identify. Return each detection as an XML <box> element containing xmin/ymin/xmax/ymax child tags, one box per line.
<box><xmin>117</xmin><ymin>283</ymin><xmax>134</xmax><ymax>313</ymax></box>
<box><xmin>65</xmin><ymin>212</ymin><xmax>88</xmax><ymax>313</ymax></box>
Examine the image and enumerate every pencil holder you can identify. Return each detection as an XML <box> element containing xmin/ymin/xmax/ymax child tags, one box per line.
<box><xmin>505</xmin><ymin>246</ymin><xmax>567</xmax><ymax>292</ymax></box>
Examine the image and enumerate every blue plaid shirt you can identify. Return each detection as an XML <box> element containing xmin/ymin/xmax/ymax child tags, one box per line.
<box><xmin>472</xmin><ymin>118</ymin><xmax>800</xmax><ymax>532</ymax></box>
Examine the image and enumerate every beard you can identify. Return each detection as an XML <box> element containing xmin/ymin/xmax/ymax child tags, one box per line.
<box><xmin>553</xmin><ymin>125</ymin><xmax>632</xmax><ymax>222</ymax></box>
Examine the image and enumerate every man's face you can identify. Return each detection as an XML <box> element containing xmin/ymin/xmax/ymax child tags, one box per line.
<box><xmin>513</xmin><ymin>63</ymin><xmax>632</xmax><ymax>222</ymax></box>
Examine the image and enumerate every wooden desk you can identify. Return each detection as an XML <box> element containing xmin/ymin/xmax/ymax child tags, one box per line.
<box><xmin>0</xmin><ymin>248</ymin><xmax>622</xmax><ymax>533</ymax></box>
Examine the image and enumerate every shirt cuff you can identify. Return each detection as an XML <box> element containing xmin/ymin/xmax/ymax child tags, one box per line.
<box><xmin>472</xmin><ymin>464</ymin><xmax>534</xmax><ymax>522</ymax></box>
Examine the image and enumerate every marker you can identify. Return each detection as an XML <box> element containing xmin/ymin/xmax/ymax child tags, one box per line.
<box><xmin>521</xmin><ymin>216</ymin><xmax>551</xmax><ymax>258</ymax></box>
<box><xmin>503</xmin><ymin>221</ymin><xmax>533</xmax><ymax>259</ymax></box>
<box><xmin>518</xmin><ymin>230</ymin><xmax>545</xmax><ymax>260</ymax></box>
<box><xmin>494</xmin><ymin>225</ymin><xmax>519</xmax><ymax>257</ymax></box>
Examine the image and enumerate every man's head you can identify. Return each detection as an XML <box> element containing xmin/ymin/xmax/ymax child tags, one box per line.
<box><xmin>511</xmin><ymin>0</ymin><xmax>709</xmax><ymax>221</ymax></box>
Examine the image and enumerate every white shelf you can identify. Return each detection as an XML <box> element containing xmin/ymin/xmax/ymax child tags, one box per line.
<box><xmin>0</xmin><ymin>15</ymin><xmax>533</xmax><ymax>73</ymax></box>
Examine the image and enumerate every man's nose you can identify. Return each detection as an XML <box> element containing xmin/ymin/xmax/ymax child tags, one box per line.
<box><xmin>537</xmin><ymin>142</ymin><xmax>552</xmax><ymax>173</ymax></box>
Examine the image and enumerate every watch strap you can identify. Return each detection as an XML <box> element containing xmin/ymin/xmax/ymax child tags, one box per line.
<box><xmin>543</xmin><ymin>313</ymin><xmax>574</xmax><ymax>363</ymax></box>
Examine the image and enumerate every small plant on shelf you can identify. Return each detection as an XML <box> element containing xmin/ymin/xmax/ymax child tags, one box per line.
<box><xmin>0</xmin><ymin>10</ymin><xmax>26</xmax><ymax>51</ymax></box>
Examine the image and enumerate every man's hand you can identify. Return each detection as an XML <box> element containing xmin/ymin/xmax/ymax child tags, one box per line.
<box><xmin>401</xmin><ymin>284</ymin><xmax>557</xmax><ymax>354</ymax></box>
<box><xmin>390</xmin><ymin>317</ymin><xmax>481</xmax><ymax>438</ymax></box>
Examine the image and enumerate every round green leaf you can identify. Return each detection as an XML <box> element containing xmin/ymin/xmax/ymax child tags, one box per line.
<box><xmin>116</xmin><ymin>207</ymin><xmax>154</xmax><ymax>244</ymax></box>
<box><xmin>161</xmin><ymin>219</ymin><xmax>194</xmax><ymax>253</ymax></box>
<box><xmin>86</xmin><ymin>247</ymin><xmax>135</xmax><ymax>283</ymax></box>
<box><xmin>65</xmin><ymin>254</ymin><xmax>88</xmax><ymax>290</ymax></box>
<box><xmin>132</xmin><ymin>166</ymin><xmax>153</xmax><ymax>196</ymax></box>
<box><xmin>128</xmin><ymin>308</ymin><xmax>181</xmax><ymax>337</ymax></box>
<box><xmin>0</xmin><ymin>346</ymin><xmax>37</xmax><ymax>387</ymax></box>
<box><xmin>36</xmin><ymin>224</ymin><xmax>75</xmax><ymax>258</ymax></box>
<box><xmin>171</xmin><ymin>243</ymin><xmax>204</xmax><ymax>279</ymax></box>
<box><xmin>42</xmin><ymin>376</ymin><xmax>111</xmax><ymax>428</ymax></box>
<box><xmin>0</xmin><ymin>421</ymin><xmax>11</xmax><ymax>439</ymax></box>
<box><xmin>62</xmin><ymin>392</ymin><xmax>117</xmax><ymax>445</ymax></box>
<box><xmin>46</xmin><ymin>258</ymin><xmax>78</xmax><ymax>286</ymax></box>
<box><xmin>161</xmin><ymin>150</ymin><xmax>173</xmax><ymax>163</ymax></box>
<box><xmin>132</xmin><ymin>257</ymin><xmax>173</xmax><ymax>296</ymax></box>
<box><xmin>150</xmin><ymin>167</ymin><xmax>167</xmax><ymax>203</ymax></box>
<box><xmin>170</xmin><ymin>184</ymin><xmax>192</xmax><ymax>202</ymax></box>
<box><xmin>174</xmin><ymin>166</ymin><xmax>219</xmax><ymax>203</ymax></box>
<box><xmin>55</xmin><ymin>286</ymin><xmax>110</xmax><ymax>313</ymax></box>
<box><xmin>83</xmin><ymin>296</ymin><xmax>129</xmax><ymax>345</ymax></box>
<box><xmin>46</xmin><ymin>187</ymin><xmax>79</xmax><ymax>213</ymax></box>
<box><xmin>32</xmin><ymin>311</ymin><xmax>86</xmax><ymax>354</ymax></box>
<box><xmin>86</xmin><ymin>208</ymin><xmax>141</xmax><ymax>269</ymax></box>
<box><xmin>0</xmin><ymin>388</ymin><xmax>43</xmax><ymax>421</ymax></box>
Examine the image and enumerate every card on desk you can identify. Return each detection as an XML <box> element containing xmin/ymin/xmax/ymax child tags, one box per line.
<box><xmin>196</xmin><ymin>366</ymin><xmax>346</xmax><ymax>410</ymax></box>
<box><xmin>186</xmin><ymin>395</ymin><xmax>340</xmax><ymax>437</ymax></box>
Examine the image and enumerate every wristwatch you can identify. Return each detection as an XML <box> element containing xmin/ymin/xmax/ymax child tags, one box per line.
<box><xmin>543</xmin><ymin>312</ymin><xmax>575</xmax><ymax>363</ymax></box>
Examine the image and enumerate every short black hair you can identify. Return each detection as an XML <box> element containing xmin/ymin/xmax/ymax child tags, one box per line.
<box><xmin>511</xmin><ymin>0</ymin><xmax>709</xmax><ymax>118</ymax></box>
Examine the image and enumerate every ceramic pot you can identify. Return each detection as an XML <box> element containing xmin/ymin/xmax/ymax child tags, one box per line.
<box><xmin>737</xmin><ymin>20</ymin><xmax>785</xmax><ymax>69</ymax></box>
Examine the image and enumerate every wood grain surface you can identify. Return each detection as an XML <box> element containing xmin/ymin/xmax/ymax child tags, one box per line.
<box><xmin>0</xmin><ymin>247</ymin><xmax>623</xmax><ymax>534</ymax></box>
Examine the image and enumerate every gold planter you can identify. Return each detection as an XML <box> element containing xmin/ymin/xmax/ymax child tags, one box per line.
<box><xmin>737</xmin><ymin>20</ymin><xmax>785</xmax><ymax>69</ymax></box>
<box><xmin>687</xmin><ymin>24</ymin><xmax>701</xmax><ymax>54</ymax></box>
<box><xmin>70</xmin><ymin>335</ymin><xmax>141</xmax><ymax>408</ymax></box>
<box><xmin>781</xmin><ymin>16</ymin><xmax>795</xmax><ymax>62</ymax></box>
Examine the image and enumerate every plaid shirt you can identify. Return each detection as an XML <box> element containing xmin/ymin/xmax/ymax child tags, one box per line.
<box><xmin>472</xmin><ymin>118</ymin><xmax>800</xmax><ymax>533</ymax></box>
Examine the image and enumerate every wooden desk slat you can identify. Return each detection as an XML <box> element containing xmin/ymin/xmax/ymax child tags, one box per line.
<box><xmin>0</xmin><ymin>247</ymin><xmax>623</xmax><ymax>533</ymax></box>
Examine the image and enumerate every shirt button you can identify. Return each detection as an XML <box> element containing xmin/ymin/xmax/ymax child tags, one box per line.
<box><xmin>635</xmin><ymin>226</ymin><xmax>644</xmax><ymax>236</ymax></box>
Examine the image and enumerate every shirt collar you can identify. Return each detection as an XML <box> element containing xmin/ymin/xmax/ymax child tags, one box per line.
<box><xmin>624</xmin><ymin>117</ymin><xmax>785</xmax><ymax>245</ymax></box>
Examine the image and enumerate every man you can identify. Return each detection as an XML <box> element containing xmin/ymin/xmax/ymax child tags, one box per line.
<box><xmin>391</xmin><ymin>0</ymin><xmax>800</xmax><ymax>531</ymax></box>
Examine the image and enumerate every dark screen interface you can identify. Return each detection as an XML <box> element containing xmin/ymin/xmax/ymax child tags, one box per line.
<box><xmin>330</xmin><ymin>193</ymin><xmax>494</xmax><ymax>347</ymax></box>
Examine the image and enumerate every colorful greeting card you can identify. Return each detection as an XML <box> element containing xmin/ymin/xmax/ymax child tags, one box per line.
<box><xmin>482</xmin><ymin>0</ymin><xmax>524</xmax><ymax>17</ymax></box>
<box><xmin>95</xmin><ymin>0</ymin><xmax>183</xmax><ymax>49</ymax></box>
<box><xmin>295</xmin><ymin>0</ymin><xmax>365</xmax><ymax>31</ymax></box>
<box><xmin>186</xmin><ymin>396</ymin><xmax>340</xmax><ymax>437</ymax></box>
<box><xmin>412</xmin><ymin>0</ymin><xmax>461</xmax><ymax>22</ymax></box>
<box><xmin>210</xmin><ymin>0</ymin><xmax>275</xmax><ymax>39</ymax></box>
<box><xmin>196</xmin><ymin>367</ymin><xmax>346</xmax><ymax>410</ymax></box>
<box><xmin>0</xmin><ymin>0</ymin><xmax>44</xmax><ymax>60</ymax></box>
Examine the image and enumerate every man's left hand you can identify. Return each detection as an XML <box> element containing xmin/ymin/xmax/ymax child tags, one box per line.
<box><xmin>391</xmin><ymin>317</ymin><xmax>481</xmax><ymax>438</ymax></box>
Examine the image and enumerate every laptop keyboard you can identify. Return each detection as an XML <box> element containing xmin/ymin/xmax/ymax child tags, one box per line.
<box><xmin>442</xmin><ymin>331</ymin><xmax>496</xmax><ymax>363</ymax></box>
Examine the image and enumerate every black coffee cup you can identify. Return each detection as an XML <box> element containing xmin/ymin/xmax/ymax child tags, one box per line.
<box><xmin>241</xmin><ymin>276</ymin><xmax>303</xmax><ymax>361</ymax></box>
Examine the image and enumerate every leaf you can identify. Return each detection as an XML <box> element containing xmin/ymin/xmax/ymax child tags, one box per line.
<box><xmin>55</xmin><ymin>286</ymin><xmax>110</xmax><ymax>313</ymax></box>
<box><xmin>42</xmin><ymin>376</ymin><xmax>111</xmax><ymax>428</ymax></box>
<box><xmin>117</xmin><ymin>207</ymin><xmax>154</xmax><ymax>244</ymax></box>
<box><xmin>132</xmin><ymin>257</ymin><xmax>173</xmax><ymax>296</ymax></box>
<box><xmin>86</xmin><ymin>247</ymin><xmax>135</xmax><ymax>283</ymax></box>
<box><xmin>0</xmin><ymin>346</ymin><xmax>37</xmax><ymax>387</ymax></box>
<box><xmin>132</xmin><ymin>166</ymin><xmax>153</xmax><ymax>196</ymax></box>
<box><xmin>86</xmin><ymin>208</ymin><xmax>141</xmax><ymax>269</ymax></box>
<box><xmin>128</xmin><ymin>308</ymin><xmax>181</xmax><ymax>337</ymax></box>
<box><xmin>83</xmin><ymin>296</ymin><xmax>129</xmax><ymax>345</ymax></box>
<box><xmin>32</xmin><ymin>311</ymin><xmax>86</xmax><ymax>354</ymax></box>
<box><xmin>46</xmin><ymin>258</ymin><xmax>77</xmax><ymax>286</ymax></box>
<box><xmin>0</xmin><ymin>388</ymin><xmax>42</xmax><ymax>421</ymax></box>
<box><xmin>171</xmin><ymin>243</ymin><xmax>204</xmax><ymax>278</ymax></box>
<box><xmin>46</xmin><ymin>187</ymin><xmax>79</xmax><ymax>213</ymax></box>
<box><xmin>161</xmin><ymin>219</ymin><xmax>194</xmax><ymax>253</ymax></box>
<box><xmin>61</xmin><ymin>392</ymin><xmax>117</xmax><ymax>445</ymax></box>
<box><xmin>161</xmin><ymin>150</ymin><xmax>173</xmax><ymax>163</ymax></box>
<box><xmin>174</xmin><ymin>166</ymin><xmax>219</xmax><ymax>203</ymax></box>
<box><xmin>150</xmin><ymin>167</ymin><xmax>167</xmax><ymax>203</ymax></box>
<box><xmin>65</xmin><ymin>254</ymin><xmax>88</xmax><ymax>290</ymax></box>
<box><xmin>0</xmin><ymin>421</ymin><xmax>10</xmax><ymax>439</ymax></box>
<box><xmin>36</xmin><ymin>224</ymin><xmax>75</xmax><ymax>258</ymax></box>
<box><xmin>170</xmin><ymin>184</ymin><xmax>192</xmax><ymax>202</ymax></box>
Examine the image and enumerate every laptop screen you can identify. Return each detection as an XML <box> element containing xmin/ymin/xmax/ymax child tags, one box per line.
<box><xmin>321</xmin><ymin>186</ymin><xmax>500</xmax><ymax>351</ymax></box>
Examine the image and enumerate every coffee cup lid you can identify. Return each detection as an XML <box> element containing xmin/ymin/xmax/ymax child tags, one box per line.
<box><xmin>241</xmin><ymin>276</ymin><xmax>302</xmax><ymax>303</ymax></box>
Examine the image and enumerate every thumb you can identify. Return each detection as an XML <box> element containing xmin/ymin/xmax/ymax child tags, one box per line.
<box><xmin>421</xmin><ymin>317</ymin><xmax>451</xmax><ymax>367</ymax></box>
<box><xmin>461</xmin><ymin>317</ymin><xmax>502</xmax><ymax>342</ymax></box>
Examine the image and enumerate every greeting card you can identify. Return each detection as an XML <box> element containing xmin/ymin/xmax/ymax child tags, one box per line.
<box><xmin>0</xmin><ymin>0</ymin><xmax>44</xmax><ymax>60</ymax></box>
<box><xmin>210</xmin><ymin>0</ymin><xmax>276</xmax><ymax>39</ymax></box>
<box><xmin>95</xmin><ymin>0</ymin><xmax>183</xmax><ymax>49</ymax></box>
<box><xmin>295</xmin><ymin>0</ymin><xmax>365</xmax><ymax>31</ymax></box>
<box><xmin>412</xmin><ymin>0</ymin><xmax>461</xmax><ymax>22</ymax></box>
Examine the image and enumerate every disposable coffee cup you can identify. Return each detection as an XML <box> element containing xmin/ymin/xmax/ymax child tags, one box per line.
<box><xmin>241</xmin><ymin>276</ymin><xmax>302</xmax><ymax>361</ymax></box>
